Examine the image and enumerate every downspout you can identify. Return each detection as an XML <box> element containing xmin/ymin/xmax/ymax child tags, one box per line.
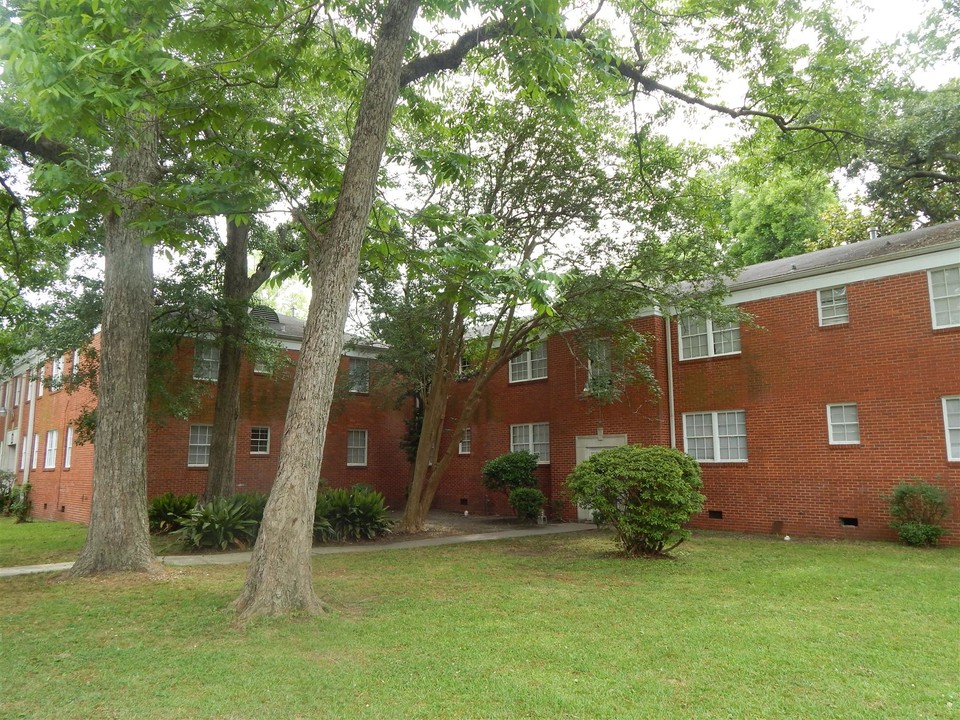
<box><xmin>664</xmin><ymin>312</ymin><xmax>676</xmax><ymax>449</ymax></box>
<box><xmin>22</xmin><ymin>370</ymin><xmax>37</xmax><ymax>486</ymax></box>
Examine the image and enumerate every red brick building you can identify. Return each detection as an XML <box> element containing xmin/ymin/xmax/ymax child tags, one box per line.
<box><xmin>3</xmin><ymin>222</ymin><xmax>958</xmax><ymax>542</ymax></box>
<box><xmin>425</xmin><ymin>221</ymin><xmax>960</xmax><ymax>543</ymax></box>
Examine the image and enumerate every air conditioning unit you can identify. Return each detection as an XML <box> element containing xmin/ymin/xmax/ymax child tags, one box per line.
<box><xmin>6</xmin><ymin>431</ymin><xmax>16</xmax><ymax>446</ymax></box>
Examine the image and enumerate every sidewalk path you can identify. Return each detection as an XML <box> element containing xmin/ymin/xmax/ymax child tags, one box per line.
<box><xmin>0</xmin><ymin>521</ymin><xmax>596</xmax><ymax>577</ymax></box>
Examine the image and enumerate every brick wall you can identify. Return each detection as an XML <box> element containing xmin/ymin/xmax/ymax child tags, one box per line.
<box><xmin>675</xmin><ymin>271</ymin><xmax>959</xmax><ymax>542</ymax></box>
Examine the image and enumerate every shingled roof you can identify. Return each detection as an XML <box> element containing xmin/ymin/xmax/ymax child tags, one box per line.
<box><xmin>729</xmin><ymin>220</ymin><xmax>960</xmax><ymax>290</ymax></box>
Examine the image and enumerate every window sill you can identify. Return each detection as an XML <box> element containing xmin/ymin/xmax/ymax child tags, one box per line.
<box><xmin>508</xmin><ymin>377</ymin><xmax>549</xmax><ymax>385</ymax></box>
<box><xmin>678</xmin><ymin>353</ymin><xmax>741</xmax><ymax>363</ymax></box>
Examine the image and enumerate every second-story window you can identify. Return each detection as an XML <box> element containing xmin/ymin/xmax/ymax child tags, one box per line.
<box><xmin>818</xmin><ymin>286</ymin><xmax>849</xmax><ymax>326</ymax></box>
<box><xmin>348</xmin><ymin>357</ymin><xmax>370</xmax><ymax>393</ymax></box>
<box><xmin>678</xmin><ymin>317</ymin><xmax>740</xmax><ymax>360</ymax></box>
<box><xmin>193</xmin><ymin>344</ymin><xmax>220</xmax><ymax>381</ymax></box>
<box><xmin>509</xmin><ymin>343</ymin><xmax>548</xmax><ymax>383</ymax></box>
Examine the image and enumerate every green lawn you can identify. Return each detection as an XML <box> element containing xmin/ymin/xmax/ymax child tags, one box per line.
<box><xmin>0</xmin><ymin>517</ymin><xmax>187</xmax><ymax>565</ymax></box>
<box><xmin>1</xmin><ymin>531</ymin><xmax>957</xmax><ymax>719</ymax></box>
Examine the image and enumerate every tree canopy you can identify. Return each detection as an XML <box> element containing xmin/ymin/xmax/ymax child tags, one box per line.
<box><xmin>0</xmin><ymin>0</ymin><xmax>955</xmax><ymax>616</ymax></box>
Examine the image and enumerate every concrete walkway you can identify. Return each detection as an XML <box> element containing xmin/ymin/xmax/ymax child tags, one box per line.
<box><xmin>0</xmin><ymin>521</ymin><xmax>596</xmax><ymax>578</ymax></box>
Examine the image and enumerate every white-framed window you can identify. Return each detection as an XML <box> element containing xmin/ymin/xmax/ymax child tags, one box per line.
<box><xmin>20</xmin><ymin>437</ymin><xmax>27</xmax><ymax>471</ymax></box>
<box><xmin>347</xmin><ymin>429</ymin><xmax>368</xmax><ymax>466</ymax></box>
<box><xmin>678</xmin><ymin>317</ymin><xmax>741</xmax><ymax>360</ymax></box>
<box><xmin>458</xmin><ymin>428</ymin><xmax>472</xmax><ymax>455</ymax></box>
<box><xmin>348</xmin><ymin>357</ymin><xmax>370</xmax><ymax>393</ymax></box>
<box><xmin>13</xmin><ymin>376</ymin><xmax>21</xmax><ymax>407</ymax></box>
<box><xmin>26</xmin><ymin>377</ymin><xmax>33</xmax><ymax>403</ymax></box>
<box><xmin>250</xmin><ymin>426</ymin><xmax>270</xmax><ymax>455</ymax></box>
<box><xmin>818</xmin><ymin>286</ymin><xmax>849</xmax><ymax>326</ymax></box>
<box><xmin>64</xmin><ymin>425</ymin><xmax>73</xmax><ymax>469</ymax></box>
<box><xmin>929</xmin><ymin>266</ymin><xmax>960</xmax><ymax>329</ymax></box>
<box><xmin>942</xmin><ymin>396</ymin><xmax>960</xmax><ymax>461</ymax></box>
<box><xmin>683</xmin><ymin>410</ymin><xmax>748</xmax><ymax>462</ymax></box>
<box><xmin>509</xmin><ymin>343</ymin><xmax>548</xmax><ymax>383</ymax></box>
<box><xmin>51</xmin><ymin>355</ymin><xmax>64</xmax><ymax>389</ymax></box>
<box><xmin>192</xmin><ymin>344</ymin><xmax>220</xmax><ymax>381</ymax></box>
<box><xmin>44</xmin><ymin>430</ymin><xmax>58</xmax><ymax>469</ymax></box>
<box><xmin>31</xmin><ymin>433</ymin><xmax>39</xmax><ymax>469</ymax></box>
<box><xmin>71</xmin><ymin>349</ymin><xmax>80</xmax><ymax>373</ymax></box>
<box><xmin>510</xmin><ymin>422</ymin><xmax>550</xmax><ymax>463</ymax></box>
<box><xmin>827</xmin><ymin>403</ymin><xmax>860</xmax><ymax>445</ymax></box>
<box><xmin>188</xmin><ymin>424</ymin><xmax>213</xmax><ymax>467</ymax></box>
<box><xmin>585</xmin><ymin>339</ymin><xmax>613</xmax><ymax>393</ymax></box>
<box><xmin>36</xmin><ymin>366</ymin><xmax>44</xmax><ymax>398</ymax></box>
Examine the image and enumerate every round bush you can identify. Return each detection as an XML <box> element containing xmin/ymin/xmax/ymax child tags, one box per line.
<box><xmin>481</xmin><ymin>451</ymin><xmax>538</xmax><ymax>494</ymax></box>
<box><xmin>509</xmin><ymin>486</ymin><xmax>546</xmax><ymax>521</ymax></box>
<box><xmin>888</xmin><ymin>481</ymin><xmax>949</xmax><ymax>546</ymax></box>
<box><xmin>565</xmin><ymin>444</ymin><xmax>705</xmax><ymax>556</ymax></box>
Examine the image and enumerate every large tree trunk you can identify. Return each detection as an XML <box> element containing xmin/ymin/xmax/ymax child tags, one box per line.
<box><xmin>71</xmin><ymin>119</ymin><xmax>160</xmax><ymax>576</ymax></box>
<box><xmin>399</xmin><ymin>306</ymin><xmax>461</xmax><ymax>532</ymax></box>
<box><xmin>205</xmin><ymin>220</ymin><xmax>251</xmax><ymax>500</ymax></box>
<box><xmin>233</xmin><ymin>0</ymin><xmax>421</xmax><ymax>619</ymax></box>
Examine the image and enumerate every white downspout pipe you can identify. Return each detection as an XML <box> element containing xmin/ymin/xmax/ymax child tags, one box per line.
<box><xmin>664</xmin><ymin>313</ymin><xmax>677</xmax><ymax>449</ymax></box>
<box><xmin>22</xmin><ymin>370</ymin><xmax>37</xmax><ymax>486</ymax></box>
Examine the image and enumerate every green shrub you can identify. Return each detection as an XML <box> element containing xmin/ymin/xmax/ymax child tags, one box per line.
<box><xmin>315</xmin><ymin>485</ymin><xmax>392</xmax><ymax>542</ymax></box>
<box><xmin>888</xmin><ymin>481</ymin><xmax>950</xmax><ymax>547</ymax></box>
<box><xmin>565</xmin><ymin>445</ymin><xmax>705</xmax><ymax>556</ymax></box>
<box><xmin>9</xmin><ymin>483</ymin><xmax>32</xmax><ymax>523</ymax></box>
<box><xmin>508</xmin><ymin>486</ymin><xmax>546</xmax><ymax>521</ymax></box>
<box><xmin>0</xmin><ymin>471</ymin><xmax>14</xmax><ymax>515</ymax></box>
<box><xmin>234</xmin><ymin>492</ymin><xmax>269</xmax><ymax>523</ymax></box>
<box><xmin>148</xmin><ymin>492</ymin><xmax>197</xmax><ymax>534</ymax></box>
<box><xmin>175</xmin><ymin>497</ymin><xmax>258</xmax><ymax>550</ymax></box>
<box><xmin>481</xmin><ymin>451</ymin><xmax>539</xmax><ymax>493</ymax></box>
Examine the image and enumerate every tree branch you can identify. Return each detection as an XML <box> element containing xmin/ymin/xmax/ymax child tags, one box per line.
<box><xmin>400</xmin><ymin>20</ymin><xmax>510</xmax><ymax>87</ymax></box>
<box><xmin>0</xmin><ymin>125</ymin><xmax>71</xmax><ymax>165</ymax></box>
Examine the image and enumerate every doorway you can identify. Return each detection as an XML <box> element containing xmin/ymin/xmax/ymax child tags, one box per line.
<box><xmin>573</xmin><ymin>434</ymin><xmax>628</xmax><ymax>521</ymax></box>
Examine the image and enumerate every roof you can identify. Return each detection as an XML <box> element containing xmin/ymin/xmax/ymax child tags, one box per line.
<box><xmin>729</xmin><ymin>220</ymin><xmax>960</xmax><ymax>290</ymax></box>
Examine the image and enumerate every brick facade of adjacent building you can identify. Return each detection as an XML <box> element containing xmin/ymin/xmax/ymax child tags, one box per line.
<box><xmin>4</xmin><ymin>222</ymin><xmax>958</xmax><ymax>543</ymax></box>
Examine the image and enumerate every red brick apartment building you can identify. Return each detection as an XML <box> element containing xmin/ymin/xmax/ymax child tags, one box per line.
<box><xmin>3</xmin><ymin>222</ymin><xmax>958</xmax><ymax>542</ymax></box>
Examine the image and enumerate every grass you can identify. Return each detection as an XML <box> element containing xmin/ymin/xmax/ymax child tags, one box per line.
<box><xmin>0</xmin><ymin>517</ymin><xmax>195</xmax><ymax>565</ymax></box>
<box><xmin>1</xmin><ymin>530</ymin><xmax>957</xmax><ymax>719</ymax></box>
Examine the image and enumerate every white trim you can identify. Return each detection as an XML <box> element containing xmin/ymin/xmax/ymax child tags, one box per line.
<box><xmin>44</xmin><ymin>430</ymin><xmax>57</xmax><ymax>469</ymax></box>
<box><xmin>827</xmin><ymin>403</ymin><xmax>861</xmax><ymax>445</ymax></box>
<box><xmin>250</xmin><ymin>426</ymin><xmax>271</xmax><ymax>455</ymax></box>
<box><xmin>458</xmin><ymin>427</ymin><xmax>472</xmax><ymax>455</ymax></box>
<box><xmin>817</xmin><ymin>286</ymin><xmax>849</xmax><ymax>326</ymax></box>
<box><xmin>943</xmin><ymin>396</ymin><xmax>960</xmax><ymax>462</ymax></box>
<box><xmin>348</xmin><ymin>357</ymin><xmax>370</xmax><ymax>394</ymax></box>
<box><xmin>509</xmin><ymin>344</ymin><xmax>548</xmax><ymax>383</ymax></box>
<box><xmin>31</xmin><ymin>433</ymin><xmax>39</xmax><ymax>469</ymax></box>
<box><xmin>64</xmin><ymin>426</ymin><xmax>73</xmax><ymax>469</ymax></box>
<box><xmin>187</xmin><ymin>424</ymin><xmax>213</xmax><ymax>467</ymax></box>
<box><xmin>682</xmin><ymin>410</ymin><xmax>748</xmax><ymax>463</ymax></box>
<box><xmin>678</xmin><ymin>317</ymin><xmax>741</xmax><ymax>360</ymax></box>
<box><xmin>192</xmin><ymin>344</ymin><xmax>220</xmax><ymax>382</ymax></box>
<box><xmin>347</xmin><ymin>429</ymin><xmax>368</xmax><ymax>467</ymax></box>
<box><xmin>928</xmin><ymin>265</ymin><xmax>960</xmax><ymax>329</ymax></box>
<box><xmin>510</xmin><ymin>422</ymin><xmax>550</xmax><ymax>463</ymax></box>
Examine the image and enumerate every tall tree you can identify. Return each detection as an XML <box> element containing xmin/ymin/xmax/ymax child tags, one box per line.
<box><xmin>725</xmin><ymin>168</ymin><xmax>841</xmax><ymax>264</ymax></box>
<box><xmin>364</xmin><ymin>86</ymin><xmax>734</xmax><ymax>532</ymax></box>
<box><xmin>0</xmin><ymin>0</ymin><xmax>323</xmax><ymax>572</ymax></box>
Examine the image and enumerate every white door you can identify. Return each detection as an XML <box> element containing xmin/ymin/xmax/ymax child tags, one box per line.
<box><xmin>574</xmin><ymin>434</ymin><xmax>628</xmax><ymax>521</ymax></box>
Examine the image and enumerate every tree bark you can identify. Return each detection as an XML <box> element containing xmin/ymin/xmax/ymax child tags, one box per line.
<box><xmin>70</xmin><ymin>118</ymin><xmax>160</xmax><ymax>575</ymax></box>
<box><xmin>205</xmin><ymin>220</ymin><xmax>251</xmax><ymax>500</ymax></box>
<box><xmin>233</xmin><ymin>0</ymin><xmax>421</xmax><ymax>619</ymax></box>
<box><xmin>399</xmin><ymin>305</ymin><xmax>461</xmax><ymax>532</ymax></box>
